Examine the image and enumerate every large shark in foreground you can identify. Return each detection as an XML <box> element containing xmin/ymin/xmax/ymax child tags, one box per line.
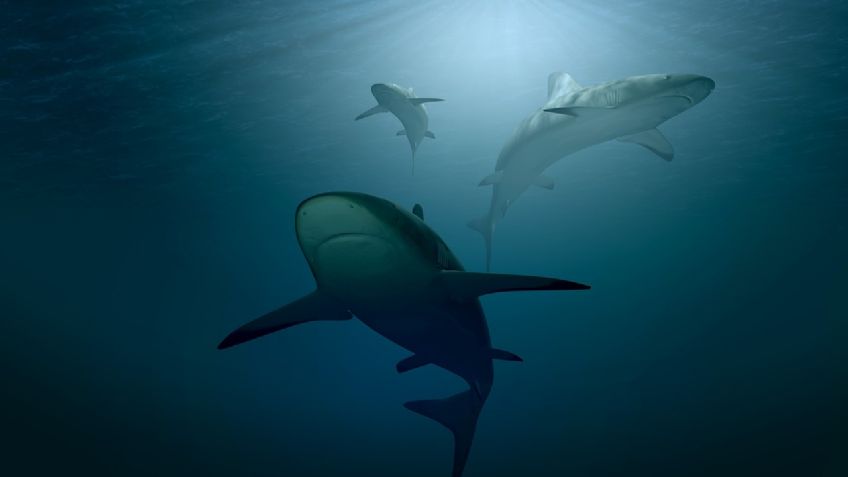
<box><xmin>356</xmin><ymin>83</ymin><xmax>444</xmax><ymax>174</ymax></box>
<box><xmin>218</xmin><ymin>192</ymin><xmax>590</xmax><ymax>477</ymax></box>
<box><xmin>470</xmin><ymin>72</ymin><xmax>715</xmax><ymax>270</ymax></box>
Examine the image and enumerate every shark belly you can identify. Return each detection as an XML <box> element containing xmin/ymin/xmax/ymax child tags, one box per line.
<box><xmin>493</xmin><ymin>125</ymin><xmax>601</xmax><ymax>213</ymax></box>
<box><xmin>313</xmin><ymin>233</ymin><xmax>424</xmax><ymax>306</ymax></box>
<box><xmin>500</xmin><ymin>110</ymin><xmax>652</xmax><ymax>186</ymax></box>
<box><xmin>363</xmin><ymin>301</ymin><xmax>494</xmax><ymax>374</ymax></box>
<box><xmin>395</xmin><ymin>105</ymin><xmax>427</xmax><ymax>141</ymax></box>
<box><xmin>312</xmin><ymin>232</ymin><xmax>490</xmax><ymax>366</ymax></box>
<box><xmin>222</xmin><ymin>190</ymin><xmax>595</xmax><ymax>477</ymax></box>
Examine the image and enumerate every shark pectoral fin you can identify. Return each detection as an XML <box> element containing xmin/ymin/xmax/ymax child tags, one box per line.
<box><xmin>355</xmin><ymin>104</ymin><xmax>388</xmax><ymax>121</ymax></box>
<box><xmin>396</xmin><ymin>129</ymin><xmax>407</xmax><ymax>136</ymax></box>
<box><xmin>438</xmin><ymin>270</ymin><xmax>590</xmax><ymax>301</ymax></box>
<box><xmin>409</xmin><ymin>97</ymin><xmax>444</xmax><ymax>105</ymax></box>
<box><xmin>544</xmin><ymin>107</ymin><xmax>578</xmax><ymax>117</ymax></box>
<box><xmin>490</xmin><ymin>348</ymin><xmax>523</xmax><ymax>362</ymax></box>
<box><xmin>478</xmin><ymin>171</ymin><xmax>503</xmax><ymax>186</ymax></box>
<box><xmin>396</xmin><ymin>354</ymin><xmax>430</xmax><ymax>373</ymax></box>
<box><xmin>544</xmin><ymin>106</ymin><xmax>613</xmax><ymax>117</ymax></box>
<box><xmin>404</xmin><ymin>390</ymin><xmax>480</xmax><ymax>477</ymax></box>
<box><xmin>533</xmin><ymin>175</ymin><xmax>555</xmax><ymax>190</ymax></box>
<box><xmin>424</xmin><ymin>130</ymin><xmax>435</xmax><ymax>139</ymax></box>
<box><xmin>217</xmin><ymin>291</ymin><xmax>351</xmax><ymax>349</ymax></box>
<box><xmin>618</xmin><ymin>128</ymin><xmax>674</xmax><ymax>161</ymax></box>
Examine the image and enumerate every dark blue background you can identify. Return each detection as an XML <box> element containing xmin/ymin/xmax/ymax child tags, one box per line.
<box><xmin>2</xmin><ymin>1</ymin><xmax>846</xmax><ymax>475</ymax></box>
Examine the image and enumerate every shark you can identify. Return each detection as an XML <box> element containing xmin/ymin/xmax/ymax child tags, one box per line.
<box><xmin>355</xmin><ymin>83</ymin><xmax>444</xmax><ymax>174</ymax></box>
<box><xmin>218</xmin><ymin>191</ymin><xmax>590</xmax><ymax>477</ymax></box>
<box><xmin>470</xmin><ymin>72</ymin><xmax>715</xmax><ymax>270</ymax></box>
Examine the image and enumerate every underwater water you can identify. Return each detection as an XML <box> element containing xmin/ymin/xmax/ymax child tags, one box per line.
<box><xmin>2</xmin><ymin>0</ymin><xmax>847</xmax><ymax>475</ymax></box>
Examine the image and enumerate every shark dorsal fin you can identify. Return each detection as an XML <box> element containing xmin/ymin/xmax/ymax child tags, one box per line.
<box><xmin>547</xmin><ymin>72</ymin><xmax>582</xmax><ymax>100</ymax></box>
<box><xmin>412</xmin><ymin>203</ymin><xmax>424</xmax><ymax>220</ymax></box>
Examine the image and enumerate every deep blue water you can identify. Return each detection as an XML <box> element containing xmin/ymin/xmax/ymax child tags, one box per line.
<box><xmin>2</xmin><ymin>1</ymin><xmax>847</xmax><ymax>476</ymax></box>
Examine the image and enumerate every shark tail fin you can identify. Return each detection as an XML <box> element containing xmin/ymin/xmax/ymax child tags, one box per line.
<box><xmin>404</xmin><ymin>134</ymin><xmax>417</xmax><ymax>175</ymax></box>
<box><xmin>468</xmin><ymin>215</ymin><xmax>494</xmax><ymax>272</ymax></box>
<box><xmin>404</xmin><ymin>390</ymin><xmax>481</xmax><ymax>477</ymax></box>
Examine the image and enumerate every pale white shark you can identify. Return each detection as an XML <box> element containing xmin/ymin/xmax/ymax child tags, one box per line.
<box><xmin>218</xmin><ymin>192</ymin><xmax>590</xmax><ymax>477</ymax></box>
<box><xmin>470</xmin><ymin>72</ymin><xmax>715</xmax><ymax>270</ymax></box>
<box><xmin>356</xmin><ymin>83</ymin><xmax>444</xmax><ymax>174</ymax></box>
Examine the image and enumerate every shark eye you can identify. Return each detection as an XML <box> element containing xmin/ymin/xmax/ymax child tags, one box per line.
<box><xmin>664</xmin><ymin>75</ymin><xmax>671</xmax><ymax>80</ymax></box>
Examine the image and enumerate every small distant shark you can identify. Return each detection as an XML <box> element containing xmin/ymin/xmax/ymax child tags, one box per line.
<box><xmin>470</xmin><ymin>72</ymin><xmax>715</xmax><ymax>270</ymax></box>
<box><xmin>356</xmin><ymin>83</ymin><xmax>444</xmax><ymax>174</ymax></box>
<box><xmin>218</xmin><ymin>192</ymin><xmax>590</xmax><ymax>477</ymax></box>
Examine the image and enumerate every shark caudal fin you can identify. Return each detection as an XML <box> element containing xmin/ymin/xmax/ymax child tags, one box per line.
<box><xmin>468</xmin><ymin>215</ymin><xmax>494</xmax><ymax>271</ymax></box>
<box><xmin>405</xmin><ymin>390</ymin><xmax>481</xmax><ymax>477</ymax></box>
<box><xmin>411</xmin><ymin>148</ymin><xmax>416</xmax><ymax>176</ymax></box>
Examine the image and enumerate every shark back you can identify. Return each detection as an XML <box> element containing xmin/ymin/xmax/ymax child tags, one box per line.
<box><xmin>493</xmin><ymin>73</ymin><xmax>586</xmax><ymax>171</ymax></box>
<box><xmin>394</xmin><ymin>205</ymin><xmax>464</xmax><ymax>272</ymax></box>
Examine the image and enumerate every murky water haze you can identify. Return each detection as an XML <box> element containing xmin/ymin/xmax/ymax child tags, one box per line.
<box><xmin>2</xmin><ymin>1</ymin><xmax>846</xmax><ymax>475</ymax></box>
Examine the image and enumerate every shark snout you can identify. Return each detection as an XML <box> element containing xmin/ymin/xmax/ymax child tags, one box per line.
<box><xmin>371</xmin><ymin>83</ymin><xmax>389</xmax><ymax>94</ymax></box>
<box><xmin>296</xmin><ymin>194</ymin><xmax>387</xmax><ymax>255</ymax></box>
<box><xmin>371</xmin><ymin>83</ymin><xmax>395</xmax><ymax>102</ymax></box>
<box><xmin>675</xmin><ymin>75</ymin><xmax>715</xmax><ymax>105</ymax></box>
<box><xmin>314</xmin><ymin>233</ymin><xmax>399</xmax><ymax>288</ymax></box>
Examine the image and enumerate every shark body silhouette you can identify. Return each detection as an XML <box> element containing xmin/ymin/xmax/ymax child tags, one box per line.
<box><xmin>471</xmin><ymin>72</ymin><xmax>715</xmax><ymax>270</ymax></box>
<box><xmin>219</xmin><ymin>192</ymin><xmax>589</xmax><ymax>477</ymax></box>
<box><xmin>356</xmin><ymin>83</ymin><xmax>443</xmax><ymax>174</ymax></box>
